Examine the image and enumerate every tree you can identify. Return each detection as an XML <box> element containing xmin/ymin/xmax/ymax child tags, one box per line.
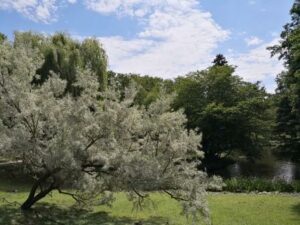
<box><xmin>0</xmin><ymin>33</ymin><xmax>7</xmax><ymax>44</ymax></box>
<box><xmin>81</xmin><ymin>39</ymin><xmax>108</xmax><ymax>91</ymax></box>
<box><xmin>212</xmin><ymin>54</ymin><xmax>228</xmax><ymax>67</ymax></box>
<box><xmin>14</xmin><ymin>32</ymin><xmax>108</xmax><ymax>95</ymax></box>
<box><xmin>268</xmin><ymin>0</ymin><xmax>300</xmax><ymax>161</ymax></box>
<box><xmin>0</xmin><ymin>36</ymin><xmax>212</xmax><ymax>224</ymax></box>
<box><xmin>173</xmin><ymin>57</ymin><xmax>272</xmax><ymax>162</ymax></box>
<box><xmin>108</xmin><ymin>71</ymin><xmax>175</xmax><ymax>107</ymax></box>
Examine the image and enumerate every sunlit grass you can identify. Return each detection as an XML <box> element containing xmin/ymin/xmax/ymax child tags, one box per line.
<box><xmin>0</xmin><ymin>178</ymin><xmax>299</xmax><ymax>225</ymax></box>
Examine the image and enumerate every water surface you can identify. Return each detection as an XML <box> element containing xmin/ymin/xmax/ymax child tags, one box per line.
<box><xmin>212</xmin><ymin>153</ymin><xmax>300</xmax><ymax>182</ymax></box>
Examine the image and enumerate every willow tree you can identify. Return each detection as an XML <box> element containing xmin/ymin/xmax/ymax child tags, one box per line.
<box><xmin>14</xmin><ymin>32</ymin><xmax>108</xmax><ymax>94</ymax></box>
<box><xmin>0</xmin><ymin>36</ymin><xmax>212</xmax><ymax>224</ymax></box>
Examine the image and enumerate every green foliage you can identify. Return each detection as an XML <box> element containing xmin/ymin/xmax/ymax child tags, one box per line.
<box><xmin>224</xmin><ymin>178</ymin><xmax>300</xmax><ymax>193</ymax></box>
<box><xmin>0</xmin><ymin>39</ymin><xmax>210</xmax><ymax>223</ymax></box>
<box><xmin>13</xmin><ymin>32</ymin><xmax>108</xmax><ymax>95</ymax></box>
<box><xmin>81</xmin><ymin>39</ymin><xmax>108</xmax><ymax>90</ymax></box>
<box><xmin>269</xmin><ymin>1</ymin><xmax>300</xmax><ymax>160</ymax></box>
<box><xmin>108</xmin><ymin>71</ymin><xmax>175</xmax><ymax>106</ymax></box>
<box><xmin>0</xmin><ymin>33</ymin><xmax>7</xmax><ymax>44</ymax></box>
<box><xmin>173</xmin><ymin>59</ymin><xmax>273</xmax><ymax>160</ymax></box>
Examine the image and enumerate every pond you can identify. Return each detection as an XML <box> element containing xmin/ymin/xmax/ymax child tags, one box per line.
<box><xmin>211</xmin><ymin>153</ymin><xmax>300</xmax><ymax>183</ymax></box>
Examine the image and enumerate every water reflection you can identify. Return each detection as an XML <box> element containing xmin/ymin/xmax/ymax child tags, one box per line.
<box><xmin>212</xmin><ymin>156</ymin><xmax>300</xmax><ymax>183</ymax></box>
<box><xmin>274</xmin><ymin>161</ymin><xmax>297</xmax><ymax>183</ymax></box>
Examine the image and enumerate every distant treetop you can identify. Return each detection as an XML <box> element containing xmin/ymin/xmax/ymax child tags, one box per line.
<box><xmin>0</xmin><ymin>33</ymin><xmax>7</xmax><ymax>43</ymax></box>
<box><xmin>212</xmin><ymin>54</ymin><xmax>228</xmax><ymax>66</ymax></box>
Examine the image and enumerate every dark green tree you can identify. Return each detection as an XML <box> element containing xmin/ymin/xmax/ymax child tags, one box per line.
<box><xmin>268</xmin><ymin>0</ymin><xmax>300</xmax><ymax>161</ymax></box>
<box><xmin>212</xmin><ymin>54</ymin><xmax>228</xmax><ymax>66</ymax></box>
<box><xmin>173</xmin><ymin>56</ymin><xmax>272</xmax><ymax>162</ymax></box>
<box><xmin>0</xmin><ymin>33</ymin><xmax>7</xmax><ymax>44</ymax></box>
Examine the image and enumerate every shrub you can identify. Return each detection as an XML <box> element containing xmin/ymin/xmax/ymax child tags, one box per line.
<box><xmin>223</xmin><ymin>178</ymin><xmax>300</xmax><ymax>193</ymax></box>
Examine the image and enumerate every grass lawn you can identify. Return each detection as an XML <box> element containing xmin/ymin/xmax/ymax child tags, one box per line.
<box><xmin>0</xmin><ymin>167</ymin><xmax>299</xmax><ymax>225</ymax></box>
<box><xmin>0</xmin><ymin>184</ymin><xmax>299</xmax><ymax>225</ymax></box>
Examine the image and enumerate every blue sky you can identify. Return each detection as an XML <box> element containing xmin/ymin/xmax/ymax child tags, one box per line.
<box><xmin>0</xmin><ymin>0</ymin><xmax>294</xmax><ymax>92</ymax></box>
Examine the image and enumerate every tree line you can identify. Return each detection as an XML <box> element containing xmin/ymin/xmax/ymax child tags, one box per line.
<box><xmin>1</xmin><ymin>0</ymin><xmax>299</xmax><ymax>164</ymax></box>
<box><xmin>108</xmin><ymin>0</ymin><xmax>300</xmax><ymax>162</ymax></box>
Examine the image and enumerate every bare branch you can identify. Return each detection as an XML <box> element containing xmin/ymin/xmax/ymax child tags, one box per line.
<box><xmin>133</xmin><ymin>188</ymin><xmax>149</xmax><ymax>199</ymax></box>
<box><xmin>163</xmin><ymin>190</ymin><xmax>188</xmax><ymax>202</ymax></box>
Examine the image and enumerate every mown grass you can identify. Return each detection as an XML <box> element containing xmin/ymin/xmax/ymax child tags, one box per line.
<box><xmin>0</xmin><ymin>178</ymin><xmax>300</xmax><ymax>225</ymax></box>
<box><xmin>1</xmin><ymin>163</ymin><xmax>300</xmax><ymax>225</ymax></box>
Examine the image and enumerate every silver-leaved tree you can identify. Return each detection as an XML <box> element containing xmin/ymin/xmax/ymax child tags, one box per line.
<box><xmin>0</xmin><ymin>36</ymin><xmax>212</xmax><ymax>224</ymax></box>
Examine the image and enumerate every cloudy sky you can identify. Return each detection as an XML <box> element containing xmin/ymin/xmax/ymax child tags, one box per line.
<box><xmin>0</xmin><ymin>0</ymin><xmax>294</xmax><ymax>92</ymax></box>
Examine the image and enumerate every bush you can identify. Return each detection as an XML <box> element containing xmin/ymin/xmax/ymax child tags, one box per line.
<box><xmin>223</xmin><ymin>178</ymin><xmax>300</xmax><ymax>193</ymax></box>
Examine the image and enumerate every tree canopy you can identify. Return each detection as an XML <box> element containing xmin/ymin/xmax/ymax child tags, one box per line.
<box><xmin>14</xmin><ymin>32</ymin><xmax>108</xmax><ymax>95</ymax></box>
<box><xmin>269</xmin><ymin>0</ymin><xmax>300</xmax><ymax>160</ymax></box>
<box><xmin>173</xmin><ymin>58</ymin><xmax>272</xmax><ymax>162</ymax></box>
<box><xmin>0</xmin><ymin>34</ymin><xmax>212</xmax><ymax>224</ymax></box>
<box><xmin>108</xmin><ymin>71</ymin><xmax>175</xmax><ymax>107</ymax></box>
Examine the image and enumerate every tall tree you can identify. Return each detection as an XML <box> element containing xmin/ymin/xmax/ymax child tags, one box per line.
<box><xmin>81</xmin><ymin>39</ymin><xmax>108</xmax><ymax>90</ymax></box>
<box><xmin>0</xmin><ymin>38</ymin><xmax>213</xmax><ymax>224</ymax></box>
<box><xmin>14</xmin><ymin>32</ymin><xmax>108</xmax><ymax>95</ymax></box>
<box><xmin>268</xmin><ymin>0</ymin><xmax>300</xmax><ymax>161</ymax></box>
<box><xmin>173</xmin><ymin>56</ymin><xmax>272</xmax><ymax>162</ymax></box>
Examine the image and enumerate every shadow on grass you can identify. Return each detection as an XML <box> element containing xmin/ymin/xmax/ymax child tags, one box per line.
<box><xmin>291</xmin><ymin>203</ymin><xmax>300</xmax><ymax>215</ymax></box>
<box><xmin>0</xmin><ymin>203</ymin><xmax>168</xmax><ymax>225</ymax></box>
<box><xmin>0</xmin><ymin>164</ymin><xmax>32</xmax><ymax>193</ymax></box>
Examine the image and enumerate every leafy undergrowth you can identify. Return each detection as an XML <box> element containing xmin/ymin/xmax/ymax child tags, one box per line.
<box><xmin>224</xmin><ymin>178</ymin><xmax>300</xmax><ymax>193</ymax></box>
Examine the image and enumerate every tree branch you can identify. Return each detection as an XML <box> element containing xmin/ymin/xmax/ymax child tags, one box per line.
<box><xmin>133</xmin><ymin>188</ymin><xmax>148</xmax><ymax>199</ymax></box>
<box><xmin>57</xmin><ymin>189</ymin><xmax>84</xmax><ymax>204</ymax></box>
<box><xmin>163</xmin><ymin>190</ymin><xmax>188</xmax><ymax>202</ymax></box>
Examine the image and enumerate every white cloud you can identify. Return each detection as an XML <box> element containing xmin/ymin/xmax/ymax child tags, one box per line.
<box><xmin>85</xmin><ymin>0</ymin><xmax>229</xmax><ymax>78</ymax></box>
<box><xmin>245</xmin><ymin>36</ymin><xmax>263</xmax><ymax>46</ymax></box>
<box><xmin>67</xmin><ymin>0</ymin><xmax>77</xmax><ymax>4</ymax></box>
<box><xmin>84</xmin><ymin>0</ymin><xmax>198</xmax><ymax>16</ymax></box>
<box><xmin>229</xmin><ymin>38</ymin><xmax>284</xmax><ymax>92</ymax></box>
<box><xmin>1</xmin><ymin>0</ymin><xmax>283</xmax><ymax>92</ymax></box>
<box><xmin>0</xmin><ymin>0</ymin><xmax>76</xmax><ymax>23</ymax></box>
<box><xmin>99</xmin><ymin>36</ymin><xmax>156</xmax><ymax>62</ymax></box>
<box><xmin>0</xmin><ymin>0</ymin><xmax>56</xmax><ymax>23</ymax></box>
<box><xmin>86</xmin><ymin>1</ymin><xmax>282</xmax><ymax>91</ymax></box>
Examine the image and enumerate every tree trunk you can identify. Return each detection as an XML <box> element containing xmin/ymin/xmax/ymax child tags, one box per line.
<box><xmin>21</xmin><ymin>185</ymin><xmax>55</xmax><ymax>210</ymax></box>
<box><xmin>21</xmin><ymin>169</ymin><xmax>60</xmax><ymax>210</ymax></box>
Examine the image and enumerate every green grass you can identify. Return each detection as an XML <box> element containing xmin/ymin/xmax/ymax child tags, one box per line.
<box><xmin>209</xmin><ymin>193</ymin><xmax>300</xmax><ymax>225</ymax></box>
<box><xmin>0</xmin><ymin>180</ymin><xmax>299</xmax><ymax>225</ymax></box>
<box><xmin>0</xmin><ymin>164</ymin><xmax>300</xmax><ymax>225</ymax></box>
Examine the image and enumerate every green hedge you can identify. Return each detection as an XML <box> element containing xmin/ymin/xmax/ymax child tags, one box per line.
<box><xmin>223</xmin><ymin>178</ymin><xmax>300</xmax><ymax>193</ymax></box>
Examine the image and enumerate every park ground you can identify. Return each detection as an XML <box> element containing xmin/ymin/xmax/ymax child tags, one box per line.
<box><xmin>0</xmin><ymin>176</ymin><xmax>299</xmax><ymax>225</ymax></box>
